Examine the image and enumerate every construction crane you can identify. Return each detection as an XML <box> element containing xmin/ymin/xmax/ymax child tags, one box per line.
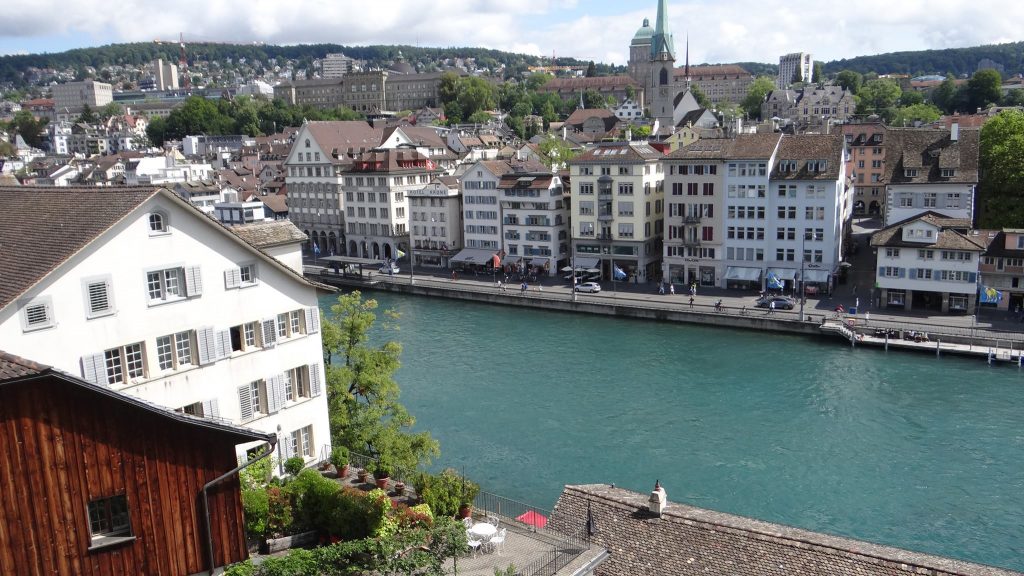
<box><xmin>153</xmin><ymin>34</ymin><xmax>265</xmax><ymax>92</ymax></box>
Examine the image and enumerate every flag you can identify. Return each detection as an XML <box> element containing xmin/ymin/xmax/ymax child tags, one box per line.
<box><xmin>426</xmin><ymin>159</ymin><xmax>436</xmax><ymax>170</ymax></box>
<box><xmin>396</xmin><ymin>249</ymin><xmax>406</xmax><ymax>259</ymax></box>
<box><xmin>979</xmin><ymin>285</ymin><xmax>1003</xmax><ymax>304</ymax></box>
<box><xmin>491</xmin><ymin>254</ymin><xmax>501</xmax><ymax>268</ymax></box>
<box><xmin>613</xmin><ymin>265</ymin><xmax>627</xmax><ymax>281</ymax></box>
<box><xmin>766</xmin><ymin>271</ymin><xmax>784</xmax><ymax>290</ymax></box>
<box><xmin>312</xmin><ymin>242</ymin><xmax>320</xmax><ymax>256</ymax></box>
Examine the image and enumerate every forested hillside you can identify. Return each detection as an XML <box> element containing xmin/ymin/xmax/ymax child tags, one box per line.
<box><xmin>823</xmin><ymin>41</ymin><xmax>1024</xmax><ymax>78</ymax></box>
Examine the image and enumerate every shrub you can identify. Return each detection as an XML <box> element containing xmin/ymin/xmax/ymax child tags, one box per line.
<box><xmin>240</xmin><ymin>449</ymin><xmax>273</xmax><ymax>491</ymax></box>
<box><xmin>283</xmin><ymin>456</ymin><xmax>305</xmax><ymax>476</ymax></box>
<box><xmin>241</xmin><ymin>488</ymin><xmax>269</xmax><ymax>538</ymax></box>
<box><xmin>288</xmin><ymin>468</ymin><xmax>341</xmax><ymax>534</ymax></box>
<box><xmin>416</xmin><ymin>469</ymin><xmax>480</xmax><ymax>517</ymax></box>
<box><xmin>223</xmin><ymin>559</ymin><xmax>257</xmax><ymax>576</ymax></box>
<box><xmin>266</xmin><ymin>486</ymin><xmax>293</xmax><ymax>538</ymax></box>
<box><xmin>329</xmin><ymin>446</ymin><xmax>349</xmax><ymax>468</ymax></box>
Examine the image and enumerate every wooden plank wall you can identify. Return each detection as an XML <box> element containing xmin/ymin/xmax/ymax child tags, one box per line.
<box><xmin>0</xmin><ymin>377</ymin><xmax>250</xmax><ymax>576</ymax></box>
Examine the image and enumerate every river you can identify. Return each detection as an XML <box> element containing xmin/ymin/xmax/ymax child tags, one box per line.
<box><xmin>320</xmin><ymin>290</ymin><xmax>1024</xmax><ymax>571</ymax></box>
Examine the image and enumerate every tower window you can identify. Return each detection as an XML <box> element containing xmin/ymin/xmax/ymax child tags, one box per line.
<box><xmin>659</xmin><ymin>68</ymin><xmax>668</xmax><ymax>85</ymax></box>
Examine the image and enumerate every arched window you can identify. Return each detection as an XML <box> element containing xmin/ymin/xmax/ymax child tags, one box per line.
<box><xmin>305</xmin><ymin>139</ymin><xmax>310</xmax><ymax>148</ymax></box>
<box><xmin>148</xmin><ymin>212</ymin><xmax>168</xmax><ymax>234</ymax></box>
<box><xmin>659</xmin><ymin>68</ymin><xmax>668</xmax><ymax>86</ymax></box>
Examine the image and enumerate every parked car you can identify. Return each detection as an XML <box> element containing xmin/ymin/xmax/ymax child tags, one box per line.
<box><xmin>575</xmin><ymin>282</ymin><xmax>601</xmax><ymax>293</ymax></box>
<box><xmin>379</xmin><ymin>263</ymin><xmax>400</xmax><ymax>274</ymax></box>
<box><xmin>754</xmin><ymin>296</ymin><xmax>794</xmax><ymax>310</ymax></box>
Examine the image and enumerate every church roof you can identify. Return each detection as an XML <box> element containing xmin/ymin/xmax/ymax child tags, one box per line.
<box><xmin>631</xmin><ymin>18</ymin><xmax>653</xmax><ymax>45</ymax></box>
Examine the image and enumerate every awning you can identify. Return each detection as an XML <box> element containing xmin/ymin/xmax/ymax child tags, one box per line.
<box><xmin>451</xmin><ymin>248</ymin><xmax>497</xmax><ymax>264</ymax></box>
<box><xmin>768</xmin><ymin>268</ymin><xmax>798</xmax><ymax>280</ymax></box>
<box><xmin>803</xmin><ymin>269</ymin><xmax>831</xmax><ymax>282</ymax></box>
<box><xmin>573</xmin><ymin>256</ymin><xmax>600</xmax><ymax>269</ymax></box>
<box><xmin>725</xmin><ymin>266</ymin><xmax>762</xmax><ymax>281</ymax></box>
<box><xmin>529</xmin><ymin>258</ymin><xmax>549</xmax><ymax>267</ymax></box>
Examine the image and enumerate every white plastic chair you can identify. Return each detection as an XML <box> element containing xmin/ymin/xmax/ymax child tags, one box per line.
<box><xmin>486</xmin><ymin>514</ymin><xmax>500</xmax><ymax>529</ymax></box>
<box><xmin>462</xmin><ymin>516</ymin><xmax>474</xmax><ymax>529</ymax></box>
<box><xmin>467</xmin><ymin>537</ymin><xmax>482</xmax><ymax>557</ymax></box>
<box><xmin>488</xmin><ymin>528</ymin><xmax>507</xmax><ymax>556</ymax></box>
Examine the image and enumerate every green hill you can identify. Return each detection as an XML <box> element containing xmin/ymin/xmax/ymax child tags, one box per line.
<box><xmin>823</xmin><ymin>41</ymin><xmax>1024</xmax><ymax>78</ymax></box>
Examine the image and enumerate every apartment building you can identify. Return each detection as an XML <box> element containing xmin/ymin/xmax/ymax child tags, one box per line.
<box><xmin>663</xmin><ymin>139</ymin><xmax>728</xmax><ymax>287</ymax></box>
<box><xmin>777</xmin><ymin>52</ymin><xmax>813</xmax><ymax>88</ymax></box>
<box><xmin>980</xmin><ymin>229</ymin><xmax>1024</xmax><ymax>312</ymax></box>
<box><xmin>322</xmin><ymin>53</ymin><xmax>355</xmax><ymax>78</ymax></box>
<box><xmin>497</xmin><ymin>170</ymin><xmax>569</xmax><ymax>276</ymax></box>
<box><xmin>569</xmin><ymin>141</ymin><xmax>665</xmax><ymax>282</ymax></box>
<box><xmin>843</xmin><ymin>122</ymin><xmax>887</xmax><ymax>216</ymax></box>
<box><xmin>52</xmin><ymin>80</ymin><xmax>114</xmax><ymax>118</ymax></box>
<box><xmin>0</xmin><ymin>186</ymin><xmax>330</xmax><ymax>465</ymax></box>
<box><xmin>408</xmin><ymin>176</ymin><xmax>462</xmax><ymax>268</ymax></box>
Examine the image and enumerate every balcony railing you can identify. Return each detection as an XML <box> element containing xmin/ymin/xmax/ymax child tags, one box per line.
<box><xmin>683</xmin><ymin>215</ymin><xmax>702</xmax><ymax>224</ymax></box>
<box><xmin>683</xmin><ymin>239</ymin><xmax>702</xmax><ymax>247</ymax></box>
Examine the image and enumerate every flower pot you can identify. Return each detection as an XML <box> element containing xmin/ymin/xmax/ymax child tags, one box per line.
<box><xmin>340</xmin><ymin>464</ymin><xmax>350</xmax><ymax>478</ymax></box>
<box><xmin>375</xmin><ymin>475</ymin><xmax>390</xmax><ymax>490</ymax></box>
<box><xmin>357</xmin><ymin>469</ymin><xmax>370</xmax><ymax>483</ymax></box>
<box><xmin>394</xmin><ymin>482</ymin><xmax>406</xmax><ymax>496</ymax></box>
<box><xmin>459</xmin><ymin>504</ymin><xmax>472</xmax><ymax>519</ymax></box>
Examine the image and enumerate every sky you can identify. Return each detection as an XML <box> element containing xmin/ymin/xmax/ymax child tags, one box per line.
<box><xmin>3</xmin><ymin>0</ymin><xmax>1022</xmax><ymax>67</ymax></box>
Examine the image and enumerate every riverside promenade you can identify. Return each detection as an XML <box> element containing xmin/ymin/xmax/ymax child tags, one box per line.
<box><xmin>308</xmin><ymin>261</ymin><xmax>1024</xmax><ymax>364</ymax></box>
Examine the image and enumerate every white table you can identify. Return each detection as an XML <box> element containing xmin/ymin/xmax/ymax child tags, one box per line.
<box><xmin>468</xmin><ymin>522</ymin><xmax>497</xmax><ymax>539</ymax></box>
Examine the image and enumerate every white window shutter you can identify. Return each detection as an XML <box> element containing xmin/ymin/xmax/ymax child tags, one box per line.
<box><xmin>202</xmin><ymin>398</ymin><xmax>220</xmax><ymax>418</ymax></box>
<box><xmin>304</xmin><ymin>307</ymin><xmax>320</xmax><ymax>334</ymax></box>
<box><xmin>282</xmin><ymin>433</ymin><xmax>294</xmax><ymax>459</ymax></box>
<box><xmin>309</xmin><ymin>363</ymin><xmax>322</xmax><ymax>397</ymax></box>
<box><xmin>224</xmin><ymin>268</ymin><xmax>241</xmax><ymax>289</ymax></box>
<box><xmin>197</xmin><ymin>327</ymin><xmax>217</xmax><ymax>365</ymax></box>
<box><xmin>215</xmin><ymin>329</ymin><xmax>232</xmax><ymax>360</ymax></box>
<box><xmin>81</xmin><ymin>353</ymin><xmax>106</xmax><ymax>385</ymax></box>
<box><xmin>184</xmin><ymin>266</ymin><xmax>203</xmax><ymax>296</ymax></box>
<box><xmin>261</xmin><ymin>319</ymin><xmax>277</xmax><ymax>348</ymax></box>
<box><xmin>267</xmin><ymin>375</ymin><xmax>282</xmax><ymax>414</ymax></box>
<box><xmin>237</xmin><ymin>385</ymin><xmax>253</xmax><ymax>421</ymax></box>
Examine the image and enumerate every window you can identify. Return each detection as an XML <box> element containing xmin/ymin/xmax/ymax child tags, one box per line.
<box><xmin>289</xmin><ymin>425</ymin><xmax>314</xmax><ymax>459</ymax></box>
<box><xmin>225</xmin><ymin>264</ymin><xmax>258</xmax><ymax>289</ymax></box>
<box><xmin>285</xmin><ymin>365</ymin><xmax>311</xmax><ymax>401</ymax></box>
<box><xmin>618</xmin><ymin>183</ymin><xmax>634</xmax><ymax>195</ymax></box>
<box><xmin>146</xmin><ymin>266</ymin><xmax>201</xmax><ymax>304</ymax></box>
<box><xmin>156</xmin><ymin>331</ymin><xmax>194</xmax><ymax>371</ymax></box>
<box><xmin>941</xmin><ymin>168</ymin><xmax>956</xmax><ymax>178</ymax></box>
<box><xmin>87</xmin><ymin>494</ymin><xmax>132</xmax><ymax>544</ymax></box>
<box><xmin>918</xmin><ymin>249</ymin><xmax>934</xmax><ymax>260</ymax></box>
<box><xmin>244</xmin><ymin>380</ymin><xmax>268</xmax><ymax>419</ymax></box>
<box><xmin>103</xmin><ymin>343</ymin><xmax>145</xmax><ymax>385</ymax></box>
<box><xmin>20</xmin><ymin>295</ymin><xmax>54</xmax><ymax>332</ymax></box>
<box><xmin>885</xmin><ymin>248</ymin><xmax>901</xmax><ymax>258</ymax></box>
<box><xmin>148</xmin><ymin>212</ymin><xmax>168</xmax><ymax>234</ymax></box>
<box><xmin>904</xmin><ymin>168</ymin><xmax>918</xmax><ymax>178</ymax></box>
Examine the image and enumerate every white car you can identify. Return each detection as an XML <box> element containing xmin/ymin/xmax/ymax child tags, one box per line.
<box><xmin>574</xmin><ymin>281</ymin><xmax>601</xmax><ymax>293</ymax></box>
<box><xmin>379</xmin><ymin>263</ymin><xmax>400</xmax><ymax>274</ymax></box>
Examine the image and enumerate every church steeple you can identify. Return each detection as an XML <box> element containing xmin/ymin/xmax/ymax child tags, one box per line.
<box><xmin>651</xmin><ymin>0</ymin><xmax>675</xmax><ymax>61</ymax></box>
<box><xmin>685</xmin><ymin>34</ymin><xmax>690</xmax><ymax>87</ymax></box>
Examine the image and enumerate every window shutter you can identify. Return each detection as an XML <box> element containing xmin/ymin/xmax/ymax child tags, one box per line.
<box><xmin>197</xmin><ymin>327</ymin><xmax>217</xmax><ymax>365</ymax></box>
<box><xmin>261</xmin><ymin>319</ymin><xmax>277</xmax><ymax>348</ymax></box>
<box><xmin>224</xmin><ymin>268</ymin><xmax>241</xmax><ymax>289</ymax></box>
<box><xmin>282</xmin><ymin>433</ymin><xmax>294</xmax><ymax>459</ymax></box>
<box><xmin>878</xmin><ymin>266</ymin><xmax>885</xmax><ymax>277</ymax></box>
<box><xmin>215</xmin><ymin>329</ymin><xmax>232</xmax><ymax>360</ymax></box>
<box><xmin>202</xmin><ymin>398</ymin><xmax>220</xmax><ymax>418</ymax></box>
<box><xmin>81</xmin><ymin>353</ymin><xmax>106</xmax><ymax>385</ymax></box>
<box><xmin>304</xmin><ymin>307</ymin><xmax>320</xmax><ymax>334</ymax></box>
<box><xmin>267</xmin><ymin>374</ymin><xmax>282</xmax><ymax>414</ymax></box>
<box><xmin>87</xmin><ymin>281</ymin><xmax>111</xmax><ymax>314</ymax></box>
<box><xmin>309</xmin><ymin>364</ymin><xmax>322</xmax><ymax>397</ymax></box>
<box><xmin>908</xmin><ymin>268</ymin><xmax>916</xmax><ymax>279</ymax></box>
<box><xmin>238</xmin><ymin>385</ymin><xmax>253</xmax><ymax>421</ymax></box>
<box><xmin>968</xmin><ymin>272</ymin><xmax>977</xmax><ymax>283</ymax></box>
<box><xmin>184</xmin><ymin>266</ymin><xmax>203</xmax><ymax>296</ymax></box>
<box><xmin>897</xmin><ymin>268</ymin><xmax>905</xmax><ymax>278</ymax></box>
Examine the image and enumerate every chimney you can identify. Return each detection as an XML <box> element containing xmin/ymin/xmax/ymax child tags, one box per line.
<box><xmin>951</xmin><ymin>122</ymin><xmax>959</xmax><ymax>142</ymax></box>
<box><xmin>562</xmin><ymin>125</ymin><xmax>567</xmax><ymax>141</ymax></box>
<box><xmin>647</xmin><ymin>480</ymin><xmax>667</xmax><ymax>517</ymax></box>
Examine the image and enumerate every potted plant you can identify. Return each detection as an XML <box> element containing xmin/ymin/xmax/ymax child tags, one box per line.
<box><xmin>394</xmin><ymin>480</ymin><xmax>406</xmax><ymax>496</ymax></box>
<box><xmin>359</xmin><ymin>461</ymin><xmax>374</xmax><ymax>484</ymax></box>
<box><xmin>374</xmin><ymin>462</ymin><xmax>392</xmax><ymax>490</ymax></box>
<box><xmin>330</xmin><ymin>446</ymin><xmax>350</xmax><ymax>478</ymax></box>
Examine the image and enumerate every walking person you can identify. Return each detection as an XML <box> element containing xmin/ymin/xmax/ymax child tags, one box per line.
<box><xmin>659</xmin><ymin>283</ymin><xmax>665</xmax><ymax>295</ymax></box>
<box><xmin>689</xmin><ymin>296</ymin><xmax>694</xmax><ymax>309</ymax></box>
<box><xmin>669</xmin><ymin>284</ymin><xmax>675</xmax><ymax>295</ymax></box>
<box><xmin>769</xmin><ymin>300</ymin><xmax>776</xmax><ymax>315</ymax></box>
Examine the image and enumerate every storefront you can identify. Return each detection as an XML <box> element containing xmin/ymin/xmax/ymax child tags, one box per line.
<box><xmin>724</xmin><ymin>266</ymin><xmax>762</xmax><ymax>290</ymax></box>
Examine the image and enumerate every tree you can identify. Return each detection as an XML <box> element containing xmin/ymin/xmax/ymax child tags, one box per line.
<box><xmin>930</xmin><ymin>75</ymin><xmax>961</xmax><ymax>114</ymax></box>
<box><xmin>625</xmin><ymin>84</ymin><xmax>636</xmax><ymax>102</ymax></box>
<box><xmin>812</xmin><ymin>62</ymin><xmax>824</xmax><ymax>85</ymax></box>
<box><xmin>689</xmin><ymin>83</ymin><xmax>712</xmax><ymax>109</ymax></box>
<box><xmin>146</xmin><ymin>116</ymin><xmax>168</xmax><ymax>147</ymax></box>
<box><xmin>898</xmin><ymin>91</ymin><xmax>924</xmax><ymax>107</ymax></box>
<box><xmin>98</xmin><ymin>102</ymin><xmax>124</xmax><ymax>121</ymax></box>
<box><xmin>966</xmin><ymin>69</ymin><xmax>1003</xmax><ymax>112</ymax></box>
<box><xmin>10</xmin><ymin>110</ymin><xmax>47</xmax><ymax>148</ymax></box>
<box><xmin>740</xmin><ymin>76</ymin><xmax>776</xmax><ymax>119</ymax></box>
<box><xmin>323</xmin><ymin>291</ymin><xmax>440</xmax><ymax>473</ymax></box>
<box><xmin>438</xmin><ymin>71</ymin><xmax>460</xmax><ymax>107</ymax></box>
<box><xmin>585</xmin><ymin>61</ymin><xmax>596</xmax><ymax>77</ymax></box>
<box><xmin>537</xmin><ymin>136</ymin><xmax>578</xmax><ymax>168</ymax></box>
<box><xmin>835</xmin><ymin>70</ymin><xmax>863</xmax><ymax>94</ymax></box>
<box><xmin>76</xmin><ymin>103</ymin><xmax>98</xmax><ymax>124</ymax></box>
<box><xmin>978</xmin><ymin>109</ymin><xmax>1024</xmax><ymax>227</ymax></box>
<box><xmin>889</xmin><ymin>103</ymin><xmax>941</xmax><ymax>127</ymax></box>
<box><xmin>581</xmin><ymin>90</ymin><xmax>604</xmax><ymax>109</ymax></box>
<box><xmin>856</xmin><ymin>78</ymin><xmax>902</xmax><ymax>120</ymax></box>
<box><xmin>1002</xmin><ymin>88</ymin><xmax>1024</xmax><ymax>107</ymax></box>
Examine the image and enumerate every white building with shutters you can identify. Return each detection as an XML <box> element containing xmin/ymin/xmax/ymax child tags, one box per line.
<box><xmin>0</xmin><ymin>186</ymin><xmax>332</xmax><ymax>469</ymax></box>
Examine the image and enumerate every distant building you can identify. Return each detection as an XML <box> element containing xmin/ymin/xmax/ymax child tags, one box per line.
<box><xmin>408</xmin><ymin>176</ymin><xmax>462</xmax><ymax>268</ymax></box>
<box><xmin>677</xmin><ymin>64</ymin><xmax>754</xmax><ymax>105</ymax></box>
<box><xmin>51</xmin><ymin>80</ymin><xmax>113</xmax><ymax>121</ymax></box>
<box><xmin>538</xmin><ymin>76</ymin><xmax>645</xmax><ymax>112</ymax></box>
<box><xmin>777</xmin><ymin>52</ymin><xmax>813</xmax><ymax>88</ymax></box>
<box><xmin>762</xmin><ymin>85</ymin><xmax>855</xmax><ymax>128</ymax></box>
<box><xmin>152</xmin><ymin>58</ymin><xmax>179</xmax><ymax>91</ymax></box>
<box><xmin>322</xmin><ymin>52</ymin><xmax>355</xmax><ymax>78</ymax></box>
<box><xmin>273</xmin><ymin>70</ymin><xmax>443</xmax><ymax>114</ymax></box>
<box><xmin>979</xmin><ymin>229</ymin><xmax>1024</xmax><ymax>312</ymax></box>
<box><xmin>843</xmin><ymin>122</ymin><xmax>887</xmax><ymax>216</ymax></box>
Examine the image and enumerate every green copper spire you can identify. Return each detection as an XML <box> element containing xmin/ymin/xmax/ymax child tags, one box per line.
<box><xmin>651</xmin><ymin>0</ymin><xmax>675</xmax><ymax>60</ymax></box>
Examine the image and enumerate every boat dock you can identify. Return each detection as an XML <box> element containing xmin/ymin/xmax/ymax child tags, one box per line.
<box><xmin>821</xmin><ymin>320</ymin><xmax>1024</xmax><ymax>365</ymax></box>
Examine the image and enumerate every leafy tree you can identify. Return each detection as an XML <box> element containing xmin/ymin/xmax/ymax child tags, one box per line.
<box><xmin>689</xmin><ymin>83</ymin><xmax>712</xmax><ymax>109</ymax></box>
<box><xmin>538</xmin><ymin>135</ymin><xmax>578</xmax><ymax>167</ymax></box>
<box><xmin>898</xmin><ymin>91</ymin><xmax>924</xmax><ymax>107</ymax></box>
<box><xmin>978</xmin><ymin>109</ymin><xmax>1024</xmax><ymax>227</ymax></box>
<box><xmin>741</xmin><ymin>76</ymin><xmax>775</xmax><ymax>119</ymax></box>
<box><xmin>582</xmin><ymin>90</ymin><xmax>605</xmax><ymax>109</ymax></box>
<box><xmin>889</xmin><ymin>103</ymin><xmax>941</xmax><ymax>127</ymax></box>
<box><xmin>97</xmin><ymin>102</ymin><xmax>123</xmax><ymax>121</ymax></box>
<box><xmin>585</xmin><ymin>61</ymin><xmax>596</xmax><ymax>77</ymax></box>
<box><xmin>966</xmin><ymin>69</ymin><xmax>1003</xmax><ymax>112</ymax></box>
<box><xmin>1002</xmin><ymin>88</ymin><xmax>1024</xmax><ymax>107</ymax></box>
<box><xmin>930</xmin><ymin>75</ymin><xmax>961</xmax><ymax>113</ymax></box>
<box><xmin>856</xmin><ymin>78</ymin><xmax>902</xmax><ymax>120</ymax></box>
<box><xmin>625</xmin><ymin>84</ymin><xmax>636</xmax><ymax>102</ymax></box>
<box><xmin>456</xmin><ymin>76</ymin><xmax>497</xmax><ymax>120</ymax></box>
<box><xmin>437</xmin><ymin>71</ymin><xmax>460</xmax><ymax>107</ymax></box>
<box><xmin>10</xmin><ymin>110</ymin><xmax>47</xmax><ymax>148</ymax></box>
<box><xmin>323</xmin><ymin>291</ymin><xmax>439</xmax><ymax>473</ymax></box>
<box><xmin>468</xmin><ymin>110</ymin><xmax>492</xmax><ymax>124</ymax></box>
<box><xmin>835</xmin><ymin>70</ymin><xmax>863</xmax><ymax>94</ymax></box>
<box><xmin>812</xmin><ymin>62</ymin><xmax>824</xmax><ymax>84</ymax></box>
<box><xmin>146</xmin><ymin>116</ymin><xmax>168</xmax><ymax>147</ymax></box>
<box><xmin>76</xmin><ymin>103</ymin><xmax>97</xmax><ymax>124</ymax></box>
<box><xmin>525</xmin><ymin>72</ymin><xmax>553</xmax><ymax>92</ymax></box>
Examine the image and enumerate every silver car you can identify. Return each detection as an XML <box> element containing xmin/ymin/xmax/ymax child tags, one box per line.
<box><xmin>574</xmin><ymin>282</ymin><xmax>601</xmax><ymax>293</ymax></box>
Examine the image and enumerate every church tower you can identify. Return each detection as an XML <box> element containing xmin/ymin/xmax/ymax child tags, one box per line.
<box><xmin>649</xmin><ymin>0</ymin><xmax>677</xmax><ymax>129</ymax></box>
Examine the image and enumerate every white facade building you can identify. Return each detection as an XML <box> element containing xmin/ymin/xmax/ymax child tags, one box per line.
<box><xmin>125</xmin><ymin>155</ymin><xmax>214</xmax><ymax>185</ymax></box>
<box><xmin>152</xmin><ymin>58</ymin><xmax>180</xmax><ymax>91</ymax></box>
<box><xmin>777</xmin><ymin>53</ymin><xmax>813</xmax><ymax>88</ymax></box>
<box><xmin>460</xmin><ymin>160</ymin><xmax>519</xmax><ymax>252</ymax></box>
<box><xmin>322</xmin><ymin>53</ymin><xmax>355</xmax><ymax>78</ymax></box>
<box><xmin>0</xmin><ymin>186</ymin><xmax>331</xmax><ymax>466</ymax></box>
<box><xmin>497</xmin><ymin>169</ymin><xmax>568</xmax><ymax>276</ymax></box>
<box><xmin>408</xmin><ymin>176</ymin><xmax>462</xmax><ymax>268</ymax></box>
<box><xmin>870</xmin><ymin>213</ymin><xmax>985</xmax><ymax>314</ymax></box>
<box><xmin>52</xmin><ymin>80</ymin><xmax>114</xmax><ymax>117</ymax></box>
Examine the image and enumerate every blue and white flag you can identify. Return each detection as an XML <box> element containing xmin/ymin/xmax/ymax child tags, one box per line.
<box><xmin>312</xmin><ymin>242</ymin><xmax>320</xmax><ymax>255</ymax></box>
<box><xmin>979</xmin><ymin>285</ymin><xmax>1003</xmax><ymax>304</ymax></box>
<box><xmin>766</xmin><ymin>271</ymin><xmax>784</xmax><ymax>290</ymax></box>
<box><xmin>613</xmin><ymin>265</ymin><xmax>627</xmax><ymax>281</ymax></box>
<box><xmin>396</xmin><ymin>249</ymin><xmax>406</xmax><ymax>259</ymax></box>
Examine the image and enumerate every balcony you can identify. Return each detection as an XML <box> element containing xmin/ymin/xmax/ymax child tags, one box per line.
<box><xmin>683</xmin><ymin>239</ymin><xmax>702</xmax><ymax>247</ymax></box>
<box><xmin>598</xmin><ymin>213</ymin><xmax>615</xmax><ymax>222</ymax></box>
<box><xmin>683</xmin><ymin>215</ymin><xmax>702</xmax><ymax>224</ymax></box>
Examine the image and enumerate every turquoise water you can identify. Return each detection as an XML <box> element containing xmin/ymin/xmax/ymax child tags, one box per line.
<box><xmin>320</xmin><ymin>291</ymin><xmax>1024</xmax><ymax>571</ymax></box>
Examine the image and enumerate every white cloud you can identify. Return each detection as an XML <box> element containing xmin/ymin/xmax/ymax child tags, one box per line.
<box><xmin>1</xmin><ymin>0</ymin><xmax>1022</xmax><ymax>67</ymax></box>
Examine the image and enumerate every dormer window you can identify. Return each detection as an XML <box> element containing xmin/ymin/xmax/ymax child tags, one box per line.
<box><xmin>904</xmin><ymin>169</ymin><xmax>918</xmax><ymax>178</ymax></box>
<box><xmin>941</xmin><ymin>168</ymin><xmax>956</xmax><ymax>178</ymax></box>
<box><xmin>148</xmin><ymin>212</ymin><xmax>168</xmax><ymax>235</ymax></box>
